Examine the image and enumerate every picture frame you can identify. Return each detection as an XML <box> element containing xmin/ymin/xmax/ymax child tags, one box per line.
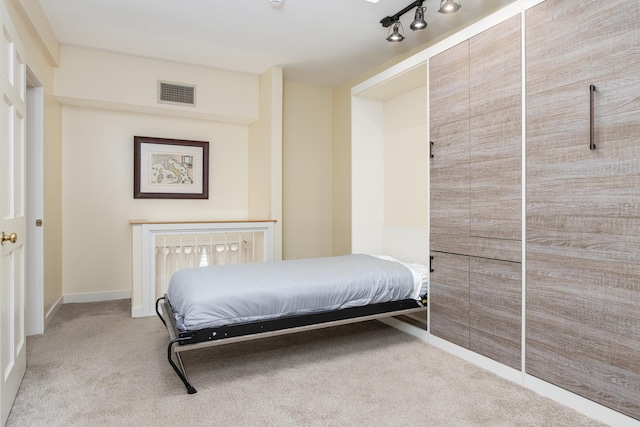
<box><xmin>134</xmin><ymin>136</ymin><xmax>209</xmax><ymax>199</ymax></box>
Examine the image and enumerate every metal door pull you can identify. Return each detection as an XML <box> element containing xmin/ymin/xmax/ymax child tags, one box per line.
<box><xmin>590</xmin><ymin>84</ymin><xmax>596</xmax><ymax>150</ymax></box>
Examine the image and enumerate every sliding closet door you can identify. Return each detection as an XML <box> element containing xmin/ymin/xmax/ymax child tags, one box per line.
<box><xmin>526</xmin><ymin>0</ymin><xmax>640</xmax><ymax>419</ymax></box>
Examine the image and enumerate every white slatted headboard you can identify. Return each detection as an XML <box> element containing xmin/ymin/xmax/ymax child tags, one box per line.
<box><xmin>131</xmin><ymin>220</ymin><xmax>275</xmax><ymax>317</ymax></box>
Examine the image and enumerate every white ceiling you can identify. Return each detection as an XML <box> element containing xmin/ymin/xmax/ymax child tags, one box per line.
<box><xmin>38</xmin><ymin>0</ymin><xmax>515</xmax><ymax>87</ymax></box>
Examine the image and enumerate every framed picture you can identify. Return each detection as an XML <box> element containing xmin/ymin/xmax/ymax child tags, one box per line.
<box><xmin>134</xmin><ymin>136</ymin><xmax>209</xmax><ymax>199</ymax></box>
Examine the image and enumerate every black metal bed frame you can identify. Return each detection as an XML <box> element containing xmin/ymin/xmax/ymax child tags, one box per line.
<box><xmin>156</xmin><ymin>295</ymin><xmax>426</xmax><ymax>394</ymax></box>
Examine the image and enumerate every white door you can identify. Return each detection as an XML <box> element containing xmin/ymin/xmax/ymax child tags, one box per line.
<box><xmin>1</xmin><ymin>4</ymin><xmax>27</xmax><ymax>425</ymax></box>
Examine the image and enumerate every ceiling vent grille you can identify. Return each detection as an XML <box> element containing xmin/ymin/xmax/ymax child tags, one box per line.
<box><xmin>158</xmin><ymin>81</ymin><xmax>196</xmax><ymax>106</ymax></box>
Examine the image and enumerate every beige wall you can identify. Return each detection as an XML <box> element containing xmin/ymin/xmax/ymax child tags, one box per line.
<box><xmin>248</xmin><ymin>67</ymin><xmax>283</xmax><ymax>260</ymax></box>
<box><xmin>248</xmin><ymin>72</ymin><xmax>274</xmax><ymax>220</ymax></box>
<box><xmin>49</xmin><ymin>46</ymin><xmax>288</xmax><ymax>299</ymax></box>
<box><xmin>61</xmin><ymin>106</ymin><xmax>250</xmax><ymax>296</ymax></box>
<box><xmin>53</xmin><ymin>48</ymin><xmax>263</xmax><ymax>298</ymax></box>
<box><xmin>331</xmin><ymin>86</ymin><xmax>352</xmax><ymax>256</ymax></box>
<box><xmin>283</xmin><ymin>81</ymin><xmax>333</xmax><ymax>259</ymax></box>
<box><xmin>55</xmin><ymin>45</ymin><xmax>259</xmax><ymax>124</ymax></box>
<box><xmin>9</xmin><ymin>0</ymin><xmax>439</xmax><ymax>304</ymax></box>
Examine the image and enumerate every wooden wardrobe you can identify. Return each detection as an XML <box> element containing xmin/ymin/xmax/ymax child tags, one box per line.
<box><xmin>429</xmin><ymin>15</ymin><xmax>522</xmax><ymax>370</ymax></box>
<box><xmin>429</xmin><ymin>0</ymin><xmax>639</xmax><ymax>420</ymax></box>
<box><xmin>525</xmin><ymin>0</ymin><xmax>640</xmax><ymax>419</ymax></box>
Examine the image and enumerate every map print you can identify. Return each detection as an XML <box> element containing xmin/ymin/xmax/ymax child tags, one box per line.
<box><xmin>149</xmin><ymin>153</ymin><xmax>194</xmax><ymax>186</ymax></box>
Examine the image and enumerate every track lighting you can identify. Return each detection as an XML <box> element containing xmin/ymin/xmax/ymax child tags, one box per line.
<box><xmin>380</xmin><ymin>0</ymin><xmax>424</xmax><ymax>29</ymax></box>
<box><xmin>381</xmin><ymin>0</ymin><xmax>460</xmax><ymax>42</ymax></box>
<box><xmin>438</xmin><ymin>0</ymin><xmax>461</xmax><ymax>14</ymax></box>
<box><xmin>410</xmin><ymin>7</ymin><xmax>427</xmax><ymax>31</ymax></box>
<box><xmin>386</xmin><ymin>21</ymin><xmax>405</xmax><ymax>42</ymax></box>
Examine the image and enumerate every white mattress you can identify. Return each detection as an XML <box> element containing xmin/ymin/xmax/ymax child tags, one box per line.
<box><xmin>167</xmin><ymin>254</ymin><xmax>429</xmax><ymax>331</ymax></box>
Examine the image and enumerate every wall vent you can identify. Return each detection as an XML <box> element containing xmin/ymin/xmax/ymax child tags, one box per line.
<box><xmin>158</xmin><ymin>81</ymin><xmax>196</xmax><ymax>106</ymax></box>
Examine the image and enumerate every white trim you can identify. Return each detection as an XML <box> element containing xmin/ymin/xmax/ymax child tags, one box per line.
<box><xmin>428</xmin><ymin>335</ymin><xmax>523</xmax><ymax>384</ymax></box>
<box><xmin>524</xmin><ymin>375</ymin><xmax>640</xmax><ymax>427</ymax></box>
<box><xmin>425</xmin><ymin>61</ymin><xmax>431</xmax><ymax>336</ymax></box>
<box><xmin>25</xmin><ymin>73</ymin><xmax>45</xmax><ymax>336</ymax></box>
<box><xmin>520</xmin><ymin>2</ymin><xmax>528</xmax><ymax>386</ymax></box>
<box><xmin>131</xmin><ymin>221</ymin><xmax>276</xmax><ymax>317</ymax></box>
<box><xmin>44</xmin><ymin>296</ymin><xmax>63</xmax><ymax>331</ymax></box>
<box><xmin>378</xmin><ymin>317</ymin><xmax>428</xmax><ymax>342</ymax></box>
<box><xmin>63</xmin><ymin>291</ymin><xmax>131</xmax><ymax>304</ymax></box>
<box><xmin>131</xmin><ymin>305</ymin><xmax>145</xmax><ymax>318</ymax></box>
<box><xmin>351</xmin><ymin>98</ymin><xmax>384</xmax><ymax>254</ymax></box>
<box><xmin>381</xmin><ymin>227</ymin><xmax>428</xmax><ymax>265</ymax></box>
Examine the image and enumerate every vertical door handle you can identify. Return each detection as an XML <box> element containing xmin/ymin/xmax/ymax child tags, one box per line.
<box><xmin>430</xmin><ymin>255</ymin><xmax>434</xmax><ymax>272</ymax></box>
<box><xmin>430</xmin><ymin>141</ymin><xmax>434</xmax><ymax>158</ymax></box>
<box><xmin>590</xmin><ymin>84</ymin><xmax>597</xmax><ymax>150</ymax></box>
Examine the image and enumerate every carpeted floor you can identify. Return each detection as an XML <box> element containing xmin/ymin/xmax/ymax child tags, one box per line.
<box><xmin>6</xmin><ymin>300</ymin><xmax>605</xmax><ymax>427</ymax></box>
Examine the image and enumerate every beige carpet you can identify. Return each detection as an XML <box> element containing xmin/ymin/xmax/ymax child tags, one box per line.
<box><xmin>7</xmin><ymin>300</ymin><xmax>605</xmax><ymax>427</ymax></box>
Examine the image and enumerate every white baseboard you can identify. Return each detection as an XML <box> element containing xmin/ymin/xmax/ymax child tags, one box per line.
<box><xmin>63</xmin><ymin>290</ymin><xmax>131</xmax><ymax>304</ymax></box>
<box><xmin>524</xmin><ymin>375</ymin><xmax>640</xmax><ymax>427</ymax></box>
<box><xmin>378</xmin><ymin>317</ymin><xmax>429</xmax><ymax>342</ymax></box>
<box><xmin>131</xmin><ymin>305</ymin><xmax>145</xmax><ymax>318</ymax></box>
<box><xmin>44</xmin><ymin>295</ymin><xmax>63</xmax><ymax>332</ymax></box>
<box><xmin>428</xmin><ymin>334</ymin><xmax>522</xmax><ymax>384</ymax></box>
<box><xmin>424</xmin><ymin>334</ymin><xmax>640</xmax><ymax>427</ymax></box>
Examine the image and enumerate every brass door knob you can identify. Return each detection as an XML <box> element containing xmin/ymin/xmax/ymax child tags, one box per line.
<box><xmin>1</xmin><ymin>232</ymin><xmax>17</xmax><ymax>245</ymax></box>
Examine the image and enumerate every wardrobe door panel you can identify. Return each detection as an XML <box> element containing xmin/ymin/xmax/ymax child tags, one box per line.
<box><xmin>526</xmin><ymin>0</ymin><xmax>640</xmax><ymax>419</ymax></box>
<box><xmin>430</xmin><ymin>41</ymin><xmax>470</xmax><ymax>139</ymax></box>
<box><xmin>430</xmin><ymin>41</ymin><xmax>470</xmax><ymax>245</ymax></box>
<box><xmin>429</xmin><ymin>131</ymin><xmax>470</xmax><ymax>242</ymax></box>
<box><xmin>469</xmin><ymin>15</ymin><xmax>522</xmax><ymax>241</ymax></box>
<box><xmin>430</xmin><ymin>234</ymin><xmax>521</xmax><ymax>263</ymax></box>
<box><xmin>469</xmin><ymin>257</ymin><xmax>521</xmax><ymax>370</ymax></box>
<box><xmin>526</xmin><ymin>0</ymin><xmax>640</xmax><ymax>91</ymax></box>
<box><xmin>430</xmin><ymin>252</ymin><xmax>469</xmax><ymax>349</ymax></box>
<box><xmin>430</xmin><ymin>18</ymin><xmax>523</xmax><ymax>368</ymax></box>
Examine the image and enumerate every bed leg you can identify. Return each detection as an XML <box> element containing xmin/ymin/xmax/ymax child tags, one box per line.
<box><xmin>156</xmin><ymin>296</ymin><xmax>167</xmax><ymax>328</ymax></box>
<box><xmin>168</xmin><ymin>338</ymin><xmax>197</xmax><ymax>394</ymax></box>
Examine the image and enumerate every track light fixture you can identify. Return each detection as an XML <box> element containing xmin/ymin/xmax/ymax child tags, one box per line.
<box><xmin>410</xmin><ymin>7</ymin><xmax>427</xmax><ymax>31</ymax></box>
<box><xmin>386</xmin><ymin>21</ymin><xmax>405</xmax><ymax>42</ymax></box>
<box><xmin>438</xmin><ymin>0</ymin><xmax>461</xmax><ymax>14</ymax></box>
<box><xmin>380</xmin><ymin>0</ymin><xmax>424</xmax><ymax>29</ymax></box>
<box><xmin>381</xmin><ymin>0</ymin><xmax>460</xmax><ymax>42</ymax></box>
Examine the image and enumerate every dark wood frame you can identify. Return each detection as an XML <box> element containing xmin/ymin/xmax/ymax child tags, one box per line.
<box><xmin>134</xmin><ymin>136</ymin><xmax>209</xmax><ymax>199</ymax></box>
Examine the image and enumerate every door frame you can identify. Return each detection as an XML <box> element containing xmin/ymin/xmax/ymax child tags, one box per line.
<box><xmin>25</xmin><ymin>67</ymin><xmax>44</xmax><ymax>336</ymax></box>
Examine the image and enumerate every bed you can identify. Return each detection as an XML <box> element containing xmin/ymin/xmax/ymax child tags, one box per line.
<box><xmin>156</xmin><ymin>254</ymin><xmax>429</xmax><ymax>393</ymax></box>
